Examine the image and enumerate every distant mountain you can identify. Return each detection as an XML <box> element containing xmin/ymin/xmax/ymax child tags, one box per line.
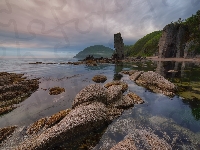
<box><xmin>73</xmin><ymin>45</ymin><xmax>114</xmax><ymax>59</ymax></box>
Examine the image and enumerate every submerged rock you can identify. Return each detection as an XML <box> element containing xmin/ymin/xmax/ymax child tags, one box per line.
<box><xmin>111</xmin><ymin>129</ymin><xmax>172</xmax><ymax>150</ymax></box>
<box><xmin>49</xmin><ymin>86</ymin><xmax>65</xmax><ymax>95</ymax></box>
<box><xmin>0</xmin><ymin>126</ymin><xmax>17</xmax><ymax>143</ymax></box>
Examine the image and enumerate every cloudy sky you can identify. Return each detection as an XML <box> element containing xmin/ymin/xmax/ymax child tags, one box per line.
<box><xmin>0</xmin><ymin>0</ymin><xmax>199</xmax><ymax>58</ymax></box>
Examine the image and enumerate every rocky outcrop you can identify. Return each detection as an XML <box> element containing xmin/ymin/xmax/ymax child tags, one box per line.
<box><xmin>0</xmin><ymin>72</ymin><xmax>39</xmax><ymax>115</ymax></box>
<box><xmin>110</xmin><ymin>129</ymin><xmax>172</xmax><ymax>150</ymax></box>
<box><xmin>104</xmin><ymin>81</ymin><xmax>128</xmax><ymax>93</ymax></box>
<box><xmin>121</xmin><ymin>70</ymin><xmax>176</xmax><ymax>96</ymax></box>
<box><xmin>158</xmin><ymin>23</ymin><xmax>189</xmax><ymax>58</ymax></box>
<box><xmin>72</xmin><ymin>84</ymin><xmax>108</xmax><ymax>109</ymax></box>
<box><xmin>11</xmin><ymin>82</ymin><xmax>144</xmax><ymax>149</ymax></box>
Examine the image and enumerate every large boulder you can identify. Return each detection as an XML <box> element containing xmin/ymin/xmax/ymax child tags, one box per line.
<box><xmin>135</xmin><ymin>71</ymin><xmax>176</xmax><ymax>96</ymax></box>
<box><xmin>72</xmin><ymin>84</ymin><xmax>108</xmax><ymax>108</ymax></box>
<box><xmin>16</xmin><ymin>102</ymin><xmax>115</xmax><ymax>150</ymax></box>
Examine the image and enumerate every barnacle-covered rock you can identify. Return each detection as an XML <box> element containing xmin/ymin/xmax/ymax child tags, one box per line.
<box><xmin>129</xmin><ymin>71</ymin><xmax>144</xmax><ymax>81</ymax></box>
<box><xmin>127</xmin><ymin>92</ymin><xmax>144</xmax><ymax>104</ymax></box>
<box><xmin>16</xmin><ymin>102</ymin><xmax>111</xmax><ymax>150</ymax></box>
<box><xmin>135</xmin><ymin>71</ymin><xmax>176</xmax><ymax>96</ymax></box>
<box><xmin>110</xmin><ymin>136</ymin><xmax>137</xmax><ymax>150</ymax></box>
<box><xmin>104</xmin><ymin>81</ymin><xmax>128</xmax><ymax>93</ymax></box>
<box><xmin>0</xmin><ymin>126</ymin><xmax>17</xmax><ymax>143</ymax></box>
<box><xmin>49</xmin><ymin>87</ymin><xmax>65</xmax><ymax>95</ymax></box>
<box><xmin>107</xmin><ymin>85</ymin><xmax>123</xmax><ymax>104</ymax></box>
<box><xmin>112</xmin><ymin>94</ymin><xmax>134</xmax><ymax>109</ymax></box>
<box><xmin>72</xmin><ymin>84</ymin><xmax>108</xmax><ymax>108</ymax></box>
<box><xmin>121</xmin><ymin>70</ymin><xmax>138</xmax><ymax>76</ymax></box>
<box><xmin>0</xmin><ymin>72</ymin><xmax>39</xmax><ymax>115</ymax></box>
<box><xmin>26</xmin><ymin>109</ymin><xmax>71</xmax><ymax>135</ymax></box>
<box><xmin>92</xmin><ymin>75</ymin><xmax>107</xmax><ymax>83</ymax></box>
<box><xmin>111</xmin><ymin>129</ymin><xmax>172</xmax><ymax>150</ymax></box>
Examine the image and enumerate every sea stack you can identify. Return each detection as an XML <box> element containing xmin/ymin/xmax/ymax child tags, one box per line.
<box><xmin>114</xmin><ymin>32</ymin><xmax>124</xmax><ymax>59</ymax></box>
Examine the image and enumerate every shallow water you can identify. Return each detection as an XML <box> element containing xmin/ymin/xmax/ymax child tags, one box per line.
<box><xmin>0</xmin><ymin>58</ymin><xmax>200</xmax><ymax>148</ymax></box>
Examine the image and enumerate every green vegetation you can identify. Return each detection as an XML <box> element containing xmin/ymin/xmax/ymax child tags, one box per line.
<box><xmin>74</xmin><ymin>45</ymin><xmax>114</xmax><ymax>59</ymax></box>
<box><xmin>183</xmin><ymin>10</ymin><xmax>200</xmax><ymax>54</ymax></box>
<box><xmin>124</xmin><ymin>31</ymin><xmax>162</xmax><ymax>57</ymax></box>
<box><xmin>125</xmin><ymin>10</ymin><xmax>200</xmax><ymax>57</ymax></box>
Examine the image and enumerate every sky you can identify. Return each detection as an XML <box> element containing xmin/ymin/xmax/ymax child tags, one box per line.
<box><xmin>0</xmin><ymin>0</ymin><xmax>200</xmax><ymax>58</ymax></box>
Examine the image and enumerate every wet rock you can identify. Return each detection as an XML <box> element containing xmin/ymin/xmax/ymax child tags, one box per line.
<box><xmin>112</xmin><ymin>94</ymin><xmax>135</xmax><ymax>109</ymax></box>
<box><xmin>121</xmin><ymin>70</ymin><xmax>138</xmax><ymax>76</ymax></box>
<box><xmin>129</xmin><ymin>71</ymin><xmax>144</xmax><ymax>81</ymax></box>
<box><xmin>0</xmin><ymin>126</ymin><xmax>17</xmax><ymax>143</ymax></box>
<box><xmin>15</xmin><ymin>102</ymin><xmax>113</xmax><ymax>150</ymax></box>
<box><xmin>104</xmin><ymin>81</ymin><xmax>128</xmax><ymax>93</ymax></box>
<box><xmin>111</xmin><ymin>129</ymin><xmax>172</xmax><ymax>150</ymax></box>
<box><xmin>127</xmin><ymin>92</ymin><xmax>144</xmax><ymax>104</ymax></box>
<box><xmin>107</xmin><ymin>85</ymin><xmax>123</xmax><ymax>104</ymax></box>
<box><xmin>49</xmin><ymin>86</ymin><xmax>65</xmax><ymax>95</ymax></box>
<box><xmin>72</xmin><ymin>84</ymin><xmax>108</xmax><ymax>109</ymax></box>
<box><xmin>92</xmin><ymin>75</ymin><xmax>107</xmax><ymax>83</ymax></box>
<box><xmin>0</xmin><ymin>72</ymin><xmax>39</xmax><ymax>115</ymax></box>
<box><xmin>110</xmin><ymin>137</ymin><xmax>137</xmax><ymax>150</ymax></box>
<box><xmin>135</xmin><ymin>71</ymin><xmax>176</xmax><ymax>96</ymax></box>
<box><xmin>26</xmin><ymin>109</ymin><xmax>71</xmax><ymax>135</ymax></box>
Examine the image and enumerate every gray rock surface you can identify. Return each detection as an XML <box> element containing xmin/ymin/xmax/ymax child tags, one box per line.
<box><xmin>158</xmin><ymin>23</ymin><xmax>189</xmax><ymax>58</ymax></box>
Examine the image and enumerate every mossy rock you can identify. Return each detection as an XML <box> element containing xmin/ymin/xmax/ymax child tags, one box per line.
<box><xmin>92</xmin><ymin>75</ymin><xmax>107</xmax><ymax>83</ymax></box>
<box><xmin>49</xmin><ymin>87</ymin><xmax>65</xmax><ymax>95</ymax></box>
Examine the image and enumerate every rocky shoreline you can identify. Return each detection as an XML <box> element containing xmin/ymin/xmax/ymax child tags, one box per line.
<box><xmin>0</xmin><ymin>70</ymin><xmax>179</xmax><ymax>149</ymax></box>
<box><xmin>0</xmin><ymin>72</ymin><xmax>39</xmax><ymax>116</ymax></box>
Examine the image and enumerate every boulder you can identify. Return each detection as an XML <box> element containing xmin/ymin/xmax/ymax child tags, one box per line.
<box><xmin>135</xmin><ymin>71</ymin><xmax>176</xmax><ymax>96</ymax></box>
<box><xmin>107</xmin><ymin>85</ymin><xmax>123</xmax><ymax>104</ymax></box>
<box><xmin>72</xmin><ymin>84</ymin><xmax>108</xmax><ymax>108</ymax></box>
<box><xmin>92</xmin><ymin>75</ymin><xmax>107</xmax><ymax>83</ymax></box>
<box><xmin>104</xmin><ymin>81</ymin><xmax>128</xmax><ymax>93</ymax></box>
<box><xmin>15</xmin><ymin>102</ymin><xmax>116</xmax><ymax>150</ymax></box>
<box><xmin>129</xmin><ymin>71</ymin><xmax>144</xmax><ymax>81</ymax></box>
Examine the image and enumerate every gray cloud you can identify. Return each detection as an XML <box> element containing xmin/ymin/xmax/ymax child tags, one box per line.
<box><xmin>0</xmin><ymin>0</ymin><xmax>199</xmax><ymax>57</ymax></box>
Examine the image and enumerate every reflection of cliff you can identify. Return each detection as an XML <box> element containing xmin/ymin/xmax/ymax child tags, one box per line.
<box><xmin>155</xmin><ymin>61</ymin><xmax>182</xmax><ymax>78</ymax></box>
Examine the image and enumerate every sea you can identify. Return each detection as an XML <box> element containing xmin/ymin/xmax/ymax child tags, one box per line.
<box><xmin>0</xmin><ymin>57</ymin><xmax>200</xmax><ymax>149</ymax></box>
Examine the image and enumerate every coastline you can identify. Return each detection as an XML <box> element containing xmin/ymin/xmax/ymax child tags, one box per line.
<box><xmin>146</xmin><ymin>56</ymin><xmax>200</xmax><ymax>62</ymax></box>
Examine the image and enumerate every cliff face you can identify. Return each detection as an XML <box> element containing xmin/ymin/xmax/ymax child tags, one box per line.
<box><xmin>158</xmin><ymin>24</ymin><xmax>189</xmax><ymax>58</ymax></box>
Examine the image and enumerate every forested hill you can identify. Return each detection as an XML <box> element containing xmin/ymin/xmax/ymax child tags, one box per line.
<box><xmin>125</xmin><ymin>10</ymin><xmax>200</xmax><ymax>57</ymax></box>
<box><xmin>124</xmin><ymin>31</ymin><xmax>162</xmax><ymax>57</ymax></box>
<box><xmin>73</xmin><ymin>45</ymin><xmax>114</xmax><ymax>59</ymax></box>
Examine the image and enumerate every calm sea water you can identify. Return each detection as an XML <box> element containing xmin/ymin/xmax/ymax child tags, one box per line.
<box><xmin>0</xmin><ymin>58</ymin><xmax>200</xmax><ymax>148</ymax></box>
